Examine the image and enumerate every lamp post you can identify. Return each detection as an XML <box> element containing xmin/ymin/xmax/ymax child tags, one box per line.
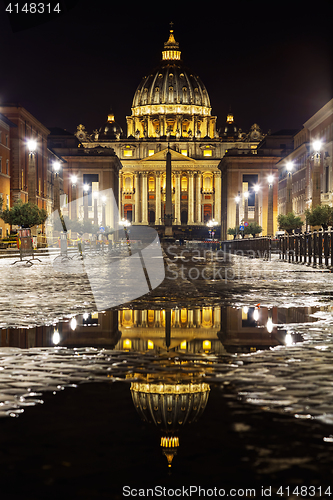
<box><xmin>312</xmin><ymin>140</ymin><xmax>322</xmax><ymax>208</ymax></box>
<box><xmin>254</xmin><ymin>184</ymin><xmax>260</xmax><ymax>225</ymax></box>
<box><xmin>286</xmin><ymin>161</ymin><xmax>293</xmax><ymax>214</ymax></box>
<box><xmin>53</xmin><ymin>161</ymin><xmax>61</xmax><ymax>213</ymax></box>
<box><xmin>207</xmin><ymin>218</ymin><xmax>218</xmax><ymax>239</ymax></box>
<box><xmin>243</xmin><ymin>191</ymin><xmax>249</xmax><ymax>223</ymax></box>
<box><xmin>120</xmin><ymin>217</ymin><xmax>132</xmax><ymax>255</ymax></box>
<box><xmin>70</xmin><ymin>175</ymin><xmax>77</xmax><ymax>221</ymax></box>
<box><xmin>83</xmin><ymin>183</ymin><xmax>89</xmax><ymax>220</ymax></box>
<box><xmin>93</xmin><ymin>191</ymin><xmax>99</xmax><ymax>226</ymax></box>
<box><xmin>267</xmin><ymin>175</ymin><xmax>274</xmax><ymax>237</ymax></box>
<box><xmin>27</xmin><ymin>139</ymin><xmax>37</xmax><ymax>204</ymax></box>
<box><xmin>101</xmin><ymin>195</ymin><xmax>107</xmax><ymax>228</ymax></box>
<box><xmin>235</xmin><ymin>194</ymin><xmax>240</xmax><ymax>238</ymax></box>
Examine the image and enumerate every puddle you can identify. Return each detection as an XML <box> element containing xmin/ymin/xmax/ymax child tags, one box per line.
<box><xmin>0</xmin><ymin>304</ymin><xmax>333</xmax><ymax>468</ymax></box>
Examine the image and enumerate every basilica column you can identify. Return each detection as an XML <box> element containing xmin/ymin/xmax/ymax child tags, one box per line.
<box><xmin>155</xmin><ymin>172</ymin><xmax>162</xmax><ymax>224</ymax></box>
<box><xmin>195</xmin><ymin>172</ymin><xmax>202</xmax><ymax>223</ymax></box>
<box><xmin>174</xmin><ymin>172</ymin><xmax>181</xmax><ymax>225</ymax></box>
<box><xmin>188</xmin><ymin>171</ymin><xmax>195</xmax><ymax>224</ymax></box>
<box><xmin>141</xmin><ymin>171</ymin><xmax>148</xmax><ymax>224</ymax></box>
<box><xmin>214</xmin><ymin>171</ymin><xmax>221</xmax><ymax>223</ymax></box>
<box><xmin>119</xmin><ymin>171</ymin><xmax>123</xmax><ymax>218</ymax></box>
<box><xmin>134</xmin><ymin>172</ymin><xmax>140</xmax><ymax>223</ymax></box>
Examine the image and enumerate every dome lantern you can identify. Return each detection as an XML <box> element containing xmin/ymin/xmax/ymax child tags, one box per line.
<box><xmin>162</xmin><ymin>28</ymin><xmax>181</xmax><ymax>61</ymax></box>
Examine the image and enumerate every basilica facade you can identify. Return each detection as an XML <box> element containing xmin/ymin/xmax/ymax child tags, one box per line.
<box><xmin>72</xmin><ymin>28</ymin><xmax>263</xmax><ymax>233</ymax></box>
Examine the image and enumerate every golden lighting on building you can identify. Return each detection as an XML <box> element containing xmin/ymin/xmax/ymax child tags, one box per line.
<box><xmin>123</xmin><ymin>338</ymin><xmax>132</xmax><ymax>350</ymax></box>
<box><xmin>202</xmin><ymin>340</ymin><xmax>211</xmax><ymax>350</ymax></box>
<box><xmin>147</xmin><ymin>340</ymin><xmax>154</xmax><ymax>350</ymax></box>
<box><xmin>148</xmin><ymin>150</ymin><xmax>154</xmax><ymax>156</ymax></box>
<box><xmin>203</xmin><ymin>150</ymin><xmax>212</xmax><ymax>157</ymax></box>
<box><xmin>226</xmin><ymin>113</ymin><xmax>234</xmax><ymax>123</ymax></box>
<box><xmin>180</xmin><ymin>340</ymin><xmax>187</xmax><ymax>350</ymax></box>
<box><xmin>123</xmin><ymin>150</ymin><xmax>133</xmax><ymax>157</ymax></box>
<box><xmin>181</xmin><ymin>150</ymin><xmax>188</xmax><ymax>156</ymax></box>
<box><xmin>107</xmin><ymin>113</ymin><xmax>115</xmax><ymax>122</ymax></box>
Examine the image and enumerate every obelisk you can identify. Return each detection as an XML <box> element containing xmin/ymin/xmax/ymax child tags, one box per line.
<box><xmin>164</xmin><ymin>148</ymin><xmax>173</xmax><ymax>236</ymax></box>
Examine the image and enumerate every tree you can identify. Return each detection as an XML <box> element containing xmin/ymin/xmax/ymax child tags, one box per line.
<box><xmin>244</xmin><ymin>222</ymin><xmax>262</xmax><ymax>238</ymax></box>
<box><xmin>0</xmin><ymin>199</ymin><xmax>47</xmax><ymax>229</ymax></box>
<box><xmin>277</xmin><ymin>212</ymin><xmax>303</xmax><ymax>235</ymax></box>
<box><xmin>305</xmin><ymin>205</ymin><xmax>333</xmax><ymax>230</ymax></box>
<box><xmin>227</xmin><ymin>227</ymin><xmax>238</xmax><ymax>239</ymax></box>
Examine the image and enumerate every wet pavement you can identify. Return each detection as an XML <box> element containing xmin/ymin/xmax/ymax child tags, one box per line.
<box><xmin>1</xmin><ymin>245</ymin><xmax>333</xmax><ymax>497</ymax></box>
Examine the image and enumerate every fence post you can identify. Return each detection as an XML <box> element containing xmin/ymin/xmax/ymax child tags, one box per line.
<box><xmin>313</xmin><ymin>231</ymin><xmax>317</xmax><ymax>267</ymax></box>
<box><xmin>308</xmin><ymin>232</ymin><xmax>312</xmax><ymax>265</ymax></box>
<box><xmin>324</xmin><ymin>231</ymin><xmax>329</xmax><ymax>267</ymax></box>
<box><xmin>318</xmin><ymin>231</ymin><xmax>323</xmax><ymax>267</ymax></box>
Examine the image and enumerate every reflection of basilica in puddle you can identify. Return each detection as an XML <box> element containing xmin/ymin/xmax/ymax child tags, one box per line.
<box><xmin>0</xmin><ymin>305</ymin><xmax>318</xmax><ymax>467</ymax></box>
<box><xmin>0</xmin><ymin>305</ymin><xmax>315</xmax><ymax>352</ymax></box>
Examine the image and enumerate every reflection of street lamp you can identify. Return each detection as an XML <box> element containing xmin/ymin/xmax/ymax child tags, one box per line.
<box><xmin>207</xmin><ymin>218</ymin><xmax>218</xmax><ymax>239</ymax></box>
<box><xmin>312</xmin><ymin>140</ymin><xmax>322</xmax><ymax>208</ymax></box>
<box><xmin>286</xmin><ymin>161</ymin><xmax>293</xmax><ymax>214</ymax></box>
<box><xmin>267</xmin><ymin>175</ymin><xmax>274</xmax><ymax>236</ymax></box>
<box><xmin>27</xmin><ymin>139</ymin><xmax>37</xmax><ymax>204</ymax></box>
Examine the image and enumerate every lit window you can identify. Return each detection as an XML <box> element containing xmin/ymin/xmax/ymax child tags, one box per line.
<box><xmin>181</xmin><ymin>177</ymin><xmax>188</xmax><ymax>191</ymax></box>
<box><xmin>123</xmin><ymin>150</ymin><xmax>133</xmax><ymax>157</ymax></box>
<box><xmin>203</xmin><ymin>150</ymin><xmax>212</xmax><ymax>157</ymax></box>
<box><xmin>181</xmin><ymin>150</ymin><xmax>188</xmax><ymax>156</ymax></box>
<box><xmin>149</xmin><ymin>177</ymin><xmax>155</xmax><ymax>191</ymax></box>
<box><xmin>147</xmin><ymin>340</ymin><xmax>154</xmax><ymax>350</ymax></box>
<box><xmin>180</xmin><ymin>340</ymin><xmax>187</xmax><ymax>350</ymax></box>
<box><xmin>202</xmin><ymin>340</ymin><xmax>211</xmax><ymax>350</ymax></box>
<box><xmin>123</xmin><ymin>339</ymin><xmax>132</xmax><ymax>350</ymax></box>
<box><xmin>148</xmin><ymin>150</ymin><xmax>154</xmax><ymax>156</ymax></box>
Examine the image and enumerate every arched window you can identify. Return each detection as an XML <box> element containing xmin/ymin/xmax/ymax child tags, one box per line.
<box><xmin>181</xmin><ymin>176</ymin><xmax>188</xmax><ymax>191</ymax></box>
<box><xmin>204</xmin><ymin>176</ymin><xmax>212</xmax><ymax>190</ymax></box>
<box><xmin>125</xmin><ymin>177</ymin><xmax>131</xmax><ymax>189</ymax></box>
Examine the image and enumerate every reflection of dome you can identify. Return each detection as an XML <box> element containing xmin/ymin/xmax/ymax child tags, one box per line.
<box><xmin>131</xmin><ymin>376</ymin><xmax>210</xmax><ymax>468</ymax></box>
<box><xmin>98</xmin><ymin>112</ymin><xmax>123</xmax><ymax>140</ymax></box>
<box><xmin>132</xmin><ymin>29</ymin><xmax>211</xmax><ymax>115</ymax></box>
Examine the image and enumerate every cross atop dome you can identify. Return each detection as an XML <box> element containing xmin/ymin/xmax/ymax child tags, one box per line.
<box><xmin>162</xmin><ymin>24</ymin><xmax>181</xmax><ymax>61</ymax></box>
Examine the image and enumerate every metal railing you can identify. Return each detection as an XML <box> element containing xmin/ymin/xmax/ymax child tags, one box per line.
<box><xmin>278</xmin><ymin>231</ymin><xmax>333</xmax><ymax>267</ymax></box>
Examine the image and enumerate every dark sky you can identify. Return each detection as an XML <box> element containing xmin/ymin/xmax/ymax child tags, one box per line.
<box><xmin>1</xmin><ymin>0</ymin><xmax>332</xmax><ymax>137</ymax></box>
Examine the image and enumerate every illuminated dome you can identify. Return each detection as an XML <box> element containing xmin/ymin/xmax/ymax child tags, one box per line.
<box><xmin>131</xmin><ymin>376</ymin><xmax>210</xmax><ymax>468</ymax></box>
<box><xmin>98</xmin><ymin>112</ymin><xmax>123</xmax><ymax>140</ymax></box>
<box><xmin>131</xmin><ymin>29</ymin><xmax>211</xmax><ymax>119</ymax></box>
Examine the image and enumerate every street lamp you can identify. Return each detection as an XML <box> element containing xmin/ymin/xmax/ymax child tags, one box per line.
<box><xmin>93</xmin><ymin>190</ymin><xmax>99</xmax><ymax>226</ymax></box>
<box><xmin>286</xmin><ymin>161</ymin><xmax>293</xmax><ymax>214</ymax></box>
<box><xmin>243</xmin><ymin>191</ymin><xmax>249</xmax><ymax>223</ymax></box>
<box><xmin>235</xmin><ymin>194</ymin><xmax>240</xmax><ymax>237</ymax></box>
<box><xmin>253</xmin><ymin>184</ymin><xmax>260</xmax><ymax>224</ymax></box>
<box><xmin>267</xmin><ymin>175</ymin><xmax>274</xmax><ymax>237</ymax></box>
<box><xmin>83</xmin><ymin>183</ymin><xmax>90</xmax><ymax>220</ymax></box>
<box><xmin>27</xmin><ymin>139</ymin><xmax>37</xmax><ymax>204</ymax></box>
<box><xmin>207</xmin><ymin>218</ymin><xmax>218</xmax><ymax>239</ymax></box>
<box><xmin>312</xmin><ymin>140</ymin><xmax>322</xmax><ymax>208</ymax></box>
<box><xmin>53</xmin><ymin>161</ymin><xmax>61</xmax><ymax>212</ymax></box>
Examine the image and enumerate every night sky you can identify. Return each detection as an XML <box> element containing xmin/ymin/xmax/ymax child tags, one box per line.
<box><xmin>1</xmin><ymin>0</ymin><xmax>332</xmax><ymax>137</ymax></box>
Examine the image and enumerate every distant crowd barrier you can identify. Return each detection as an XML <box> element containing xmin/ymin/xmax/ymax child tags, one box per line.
<box><xmin>279</xmin><ymin>231</ymin><xmax>333</xmax><ymax>267</ymax></box>
<box><xmin>185</xmin><ymin>237</ymin><xmax>276</xmax><ymax>258</ymax></box>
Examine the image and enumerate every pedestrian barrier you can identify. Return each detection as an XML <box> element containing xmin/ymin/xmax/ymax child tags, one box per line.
<box><xmin>278</xmin><ymin>231</ymin><xmax>333</xmax><ymax>267</ymax></box>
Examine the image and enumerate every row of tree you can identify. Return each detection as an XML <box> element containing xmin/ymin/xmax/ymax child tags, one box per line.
<box><xmin>227</xmin><ymin>205</ymin><xmax>333</xmax><ymax>238</ymax></box>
